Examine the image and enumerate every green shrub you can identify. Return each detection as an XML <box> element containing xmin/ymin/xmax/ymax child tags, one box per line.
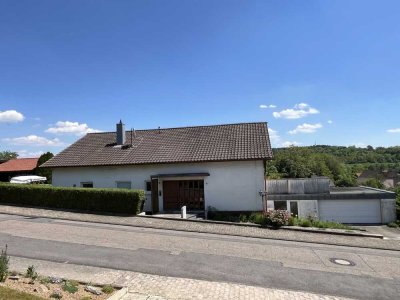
<box><xmin>288</xmin><ymin>217</ymin><xmax>351</xmax><ymax>230</ymax></box>
<box><xmin>26</xmin><ymin>265</ymin><xmax>38</xmax><ymax>280</ymax></box>
<box><xmin>80</xmin><ymin>297</ymin><xmax>92</xmax><ymax>300</ymax></box>
<box><xmin>299</xmin><ymin>218</ymin><xmax>311</xmax><ymax>227</ymax></box>
<box><xmin>0</xmin><ymin>183</ymin><xmax>145</xmax><ymax>214</ymax></box>
<box><xmin>387</xmin><ymin>222</ymin><xmax>399</xmax><ymax>228</ymax></box>
<box><xmin>102</xmin><ymin>284</ymin><xmax>114</xmax><ymax>294</ymax></box>
<box><xmin>62</xmin><ymin>280</ymin><xmax>79</xmax><ymax>294</ymax></box>
<box><xmin>0</xmin><ymin>245</ymin><xmax>9</xmax><ymax>282</ymax></box>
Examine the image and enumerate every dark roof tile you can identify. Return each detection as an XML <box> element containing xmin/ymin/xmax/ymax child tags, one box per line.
<box><xmin>42</xmin><ymin>122</ymin><xmax>273</xmax><ymax>168</ymax></box>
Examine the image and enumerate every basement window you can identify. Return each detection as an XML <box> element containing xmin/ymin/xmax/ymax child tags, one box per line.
<box><xmin>116</xmin><ymin>181</ymin><xmax>132</xmax><ymax>189</ymax></box>
<box><xmin>81</xmin><ymin>182</ymin><xmax>93</xmax><ymax>188</ymax></box>
<box><xmin>274</xmin><ymin>201</ymin><xmax>287</xmax><ymax>210</ymax></box>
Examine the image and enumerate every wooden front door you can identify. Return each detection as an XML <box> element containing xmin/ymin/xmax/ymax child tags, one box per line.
<box><xmin>163</xmin><ymin>180</ymin><xmax>204</xmax><ymax>211</ymax></box>
<box><xmin>151</xmin><ymin>178</ymin><xmax>159</xmax><ymax>213</ymax></box>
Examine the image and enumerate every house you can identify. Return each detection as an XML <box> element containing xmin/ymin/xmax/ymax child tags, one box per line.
<box><xmin>0</xmin><ymin>157</ymin><xmax>40</xmax><ymax>182</ymax></box>
<box><xmin>266</xmin><ymin>178</ymin><xmax>396</xmax><ymax>224</ymax></box>
<box><xmin>41</xmin><ymin>121</ymin><xmax>273</xmax><ymax>213</ymax></box>
<box><xmin>357</xmin><ymin>169</ymin><xmax>400</xmax><ymax>188</ymax></box>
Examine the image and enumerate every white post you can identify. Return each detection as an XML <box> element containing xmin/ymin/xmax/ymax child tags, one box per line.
<box><xmin>181</xmin><ymin>206</ymin><xmax>187</xmax><ymax>219</ymax></box>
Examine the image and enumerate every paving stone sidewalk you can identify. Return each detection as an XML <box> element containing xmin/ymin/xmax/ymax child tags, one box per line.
<box><xmin>0</xmin><ymin>204</ymin><xmax>399</xmax><ymax>251</ymax></box>
<box><xmin>122</xmin><ymin>273</ymin><xmax>353</xmax><ymax>300</ymax></box>
<box><xmin>10</xmin><ymin>256</ymin><xmax>352</xmax><ymax>300</ymax></box>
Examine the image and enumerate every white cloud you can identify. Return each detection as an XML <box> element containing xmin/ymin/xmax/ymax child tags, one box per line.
<box><xmin>46</xmin><ymin>121</ymin><xmax>100</xmax><ymax>136</ymax></box>
<box><xmin>0</xmin><ymin>110</ymin><xmax>25</xmax><ymax>123</ymax></box>
<box><xmin>289</xmin><ymin>123</ymin><xmax>322</xmax><ymax>135</ymax></box>
<box><xmin>273</xmin><ymin>103</ymin><xmax>319</xmax><ymax>119</ymax></box>
<box><xmin>17</xmin><ymin>150</ymin><xmax>45</xmax><ymax>157</ymax></box>
<box><xmin>387</xmin><ymin>128</ymin><xmax>400</xmax><ymax>133</ymax></box>
<box><xmin>259</xmin><ymin>104</ymin><xmax>276</xmax><ymax>109</ymax></box>
<box><xmin>281</xmin><ymin>141</ymin><xmax>302</xmax><ymax>147</ymax></box>
<box><xmin>3</xmin><ymin>135</ymin><xmax>64</xmax><ymax>147</ymax></box>
<box><xmin>327</xmin><ymin>120</ymin><xmax>333</xmax><ymax>124</ymax></box>
<box><xmin>268</xmin><ymin>128</ymin><xmax>281</xmax><ymax>144</ymax></box>
<box><xmin>268</xmin><ymin>128</ymin><xmax>301</xmax><ymax>148</ymax></box>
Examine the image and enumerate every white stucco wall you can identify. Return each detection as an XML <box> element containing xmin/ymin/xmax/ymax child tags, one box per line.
<box><xmin>52</xmin><ymin>160</ymin><xmax>265</xmax><ymax>212</ymax></box>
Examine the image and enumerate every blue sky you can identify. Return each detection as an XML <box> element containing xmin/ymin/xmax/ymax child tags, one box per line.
<box><xmin>1</xmin><ymin>0</ymin><xmax>399</xmax><ymax>157</ymax></box>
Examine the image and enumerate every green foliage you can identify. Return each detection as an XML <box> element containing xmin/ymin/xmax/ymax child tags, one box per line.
<box><xmin>387</xmin><ymin>222</ymin><xmax>399</xmax><ymax>228</ymax></box>
<box><xmin>0</xmin><ymin>183</ymin><xmax>145</xmax><ymax>214</ymax></box>
<box><xmin>288</xmin><ymin>216</ymin><xmax>352</xmax><ymax>230</ymax></box>
<box><xmin>101</xmin><ymin>285</ymin><xmax>114</xmax><ymax>294</ymax></box>
<box><xmin>35</xmin><ymin>152</ymin><xmax>54</xmax><ymax>183</ymax></box>
<box><xmin>26</xmin><ymin>265</ymin><xmax>38</xmax><ymax>280</ymax></box>
<box><xmin>364</xmin><ymin>178</ymin><xmax>384</xmax><ymax>189</ymax></box>
<box><xmin>39</xmin><ymin>276</ymin><xmax>51</xmax><ymax>284</ymax></box>
<box><xmin>80</xmin><ymin>297</ymin><xmax>92</xmax><ymax>300</ymax></box>
<box><xmin>0</xmin><ymin>245</ymin><xmax>9</xmax><ymax>282</ymax></box>
<box><xmin>269</xmin><ymin>147</ymin><xmax>357</xmax><ymax>186</ymax></box>
<box><xmin>0</xmin><ymin>151</ymin><xmax>18</xmax><ymax>160</ymax></box>
<box><xmin>62</xmin><ymin>280</ymin><xmax>79</xmax><ymax>294</ymax></box>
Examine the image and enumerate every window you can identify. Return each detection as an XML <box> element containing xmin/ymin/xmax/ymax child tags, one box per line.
<box><xmin>290</xmin><ymin>201</ymin><xmax>298</xmax><ymax>217</ymax></box>
<box><xmin>116</xmin><ymin>181</ymin><xmax>131</xmax><ymax>189</ymax></box>
<box><xmin>274</xmin><ymin>201</ymin><xmax>287</xmax><ymax>210</ymax></box>
<box><xmin>145</xmin><ymin>181</ymin><xmax>152</xmax><ymax>192</ymax></box>
<box><xmin>81</xmin><ymin>182</ymin><xmax>93</xmax><ymax>188</ymax></box>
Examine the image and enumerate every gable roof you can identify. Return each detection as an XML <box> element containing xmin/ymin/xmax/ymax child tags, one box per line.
<box><xmin>0</xmin><ymin>158</ymin><xmax>39</xmax><ymax>173</ymax></box>
<box><xmin>42</xmin><ymin>122</ymin><xmax>273</xmax><ymax>168</ymax></box>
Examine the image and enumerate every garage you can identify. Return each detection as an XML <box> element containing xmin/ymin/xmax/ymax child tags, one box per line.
<box><xmin>318</xmin><ymin>199</ymin><xmax>382</xmax><ymax>224</ymax></box>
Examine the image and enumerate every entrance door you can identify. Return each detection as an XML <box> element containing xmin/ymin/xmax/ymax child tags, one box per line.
<box><xmin>163</xmin><ymin>180</ymin><xmax>204</xmax><ymax>211</ymax></box>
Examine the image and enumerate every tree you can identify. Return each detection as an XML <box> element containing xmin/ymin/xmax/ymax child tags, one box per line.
<box><xmin>364</xmin><ymin>178</ymin><xmax>384</xmax><ymax>189</ymax></box>
<box><xmin>267</xmin><ymin>147</ymin><xmax>357</xmax><ymax>187</ymax></box>
<box><xmin>35</xmin><ymin>152</ymin><xmax>54</xmax><ymax>183</ymax></box>
<box><xmin>0</xmin><ymin>151</ymin><xmax>18</xmax><ymax>160</ymax></box>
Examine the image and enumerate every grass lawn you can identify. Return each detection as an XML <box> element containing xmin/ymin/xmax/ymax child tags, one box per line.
<box><xmin>0</xmin><ymin>286</ymin><xmax>45</xmax><ymax>300</ymax></box>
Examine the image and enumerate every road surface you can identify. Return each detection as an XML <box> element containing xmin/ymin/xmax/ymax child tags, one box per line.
<box><xmin>0</xmin><ymin>213</ymin><xmax>399</xmax><ymax>299</ymax></box>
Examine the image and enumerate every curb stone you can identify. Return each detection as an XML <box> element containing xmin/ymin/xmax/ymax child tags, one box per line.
<box><xmin>107</xmin><ymin>287</ymin><xmax>128</xmax><ymax>300</ymax></box>
<box><xmin>137</xmin><ymin>214</ymin><xmax>384</xmax><ymax>239</ymax></box>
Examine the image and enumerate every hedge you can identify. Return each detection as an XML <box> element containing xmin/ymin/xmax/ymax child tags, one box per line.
<box><xmin>0</xmin><ymin>183</ymin><xmax>145</xmax><ymax>215</ymax></box>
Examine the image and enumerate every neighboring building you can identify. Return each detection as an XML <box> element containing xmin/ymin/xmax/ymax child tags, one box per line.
<box><xmin>0</xmin><ymin>158</ymin><xmax>40</xmax><ymax>182</ymax></box>
<box><xmin>266</xmin><ymin>178</ymin><xmax>396</xmax><ymax>224</ymax></box>
<box><xmin>42</xmin><ymin>121</ymin><xmax>273</xmax><ymax>213</ymax></box>
<box><xmin>357</xmin><ymin>169</ymin><xmax>400</xmax><ymax>188</ymax></box>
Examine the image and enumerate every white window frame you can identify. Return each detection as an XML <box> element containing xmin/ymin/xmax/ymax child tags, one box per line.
<box><xmin>115</xmin><ymin>181</ymin><xmax>132</xmax><ymax>189</ymax></box>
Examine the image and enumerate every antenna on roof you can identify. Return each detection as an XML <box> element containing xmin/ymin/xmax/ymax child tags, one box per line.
<box><xmin>158</xmin><ymin>126</ymin><xmax>161</xmax><ymax>134</ymax></box>
<box><xmin>130</xmin><ymin>128</ymin><xmax>133</xmax><ymax>145</ymax></box>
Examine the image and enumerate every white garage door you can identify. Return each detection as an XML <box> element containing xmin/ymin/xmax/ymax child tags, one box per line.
<box><xmin>318</xmin><ymin>199</ymin><xmax>381</xmax><ymax>224</ymax></box>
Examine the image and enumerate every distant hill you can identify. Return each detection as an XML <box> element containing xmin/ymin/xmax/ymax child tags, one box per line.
<box><xmin>273</xmin><ymin>145</ymin><xmax>400</xmax><ymax>172</ymax></box>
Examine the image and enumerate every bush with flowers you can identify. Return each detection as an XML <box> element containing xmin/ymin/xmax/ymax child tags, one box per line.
<box><xmin>263</xmin><ymin>210</ymin><xmax>290</xmax><ymax>228</ymax></box>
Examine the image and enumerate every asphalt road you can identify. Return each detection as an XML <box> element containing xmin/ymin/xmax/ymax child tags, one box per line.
<box><xmin>0</xmin><ymin>213</ymin><xmax>399</xmax><ymax>300</ymax></box>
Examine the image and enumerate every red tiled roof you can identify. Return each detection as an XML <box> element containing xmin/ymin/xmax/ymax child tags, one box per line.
<box><xmin>42</xmin><ymin>122</ymin><xmax>273</xmax><ymax>168</ymax></box>
<box><xmin>0</xmin><ymin>158</ymin><xmax>39</xmax><ymax>172</ymax></box>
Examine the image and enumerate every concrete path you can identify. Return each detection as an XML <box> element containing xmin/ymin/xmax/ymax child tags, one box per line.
<box><xmin>358</xmin><ymin>225</ymin><xmax>400</xmax><ymax>240</ymax></box>
<box><xmin>9</xmin><ymin>256</ymin><xmax>351</xmax><ymax>300</ymax></box>
<box><xmin>0</xmin><ymin>213</ymin><xmax>399</xmax><ymax>299</ymax></box>
<box><xmin>0</xmin><ymin>205</ymin><xmax>399</xmax><ymax>250</ymax></box>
